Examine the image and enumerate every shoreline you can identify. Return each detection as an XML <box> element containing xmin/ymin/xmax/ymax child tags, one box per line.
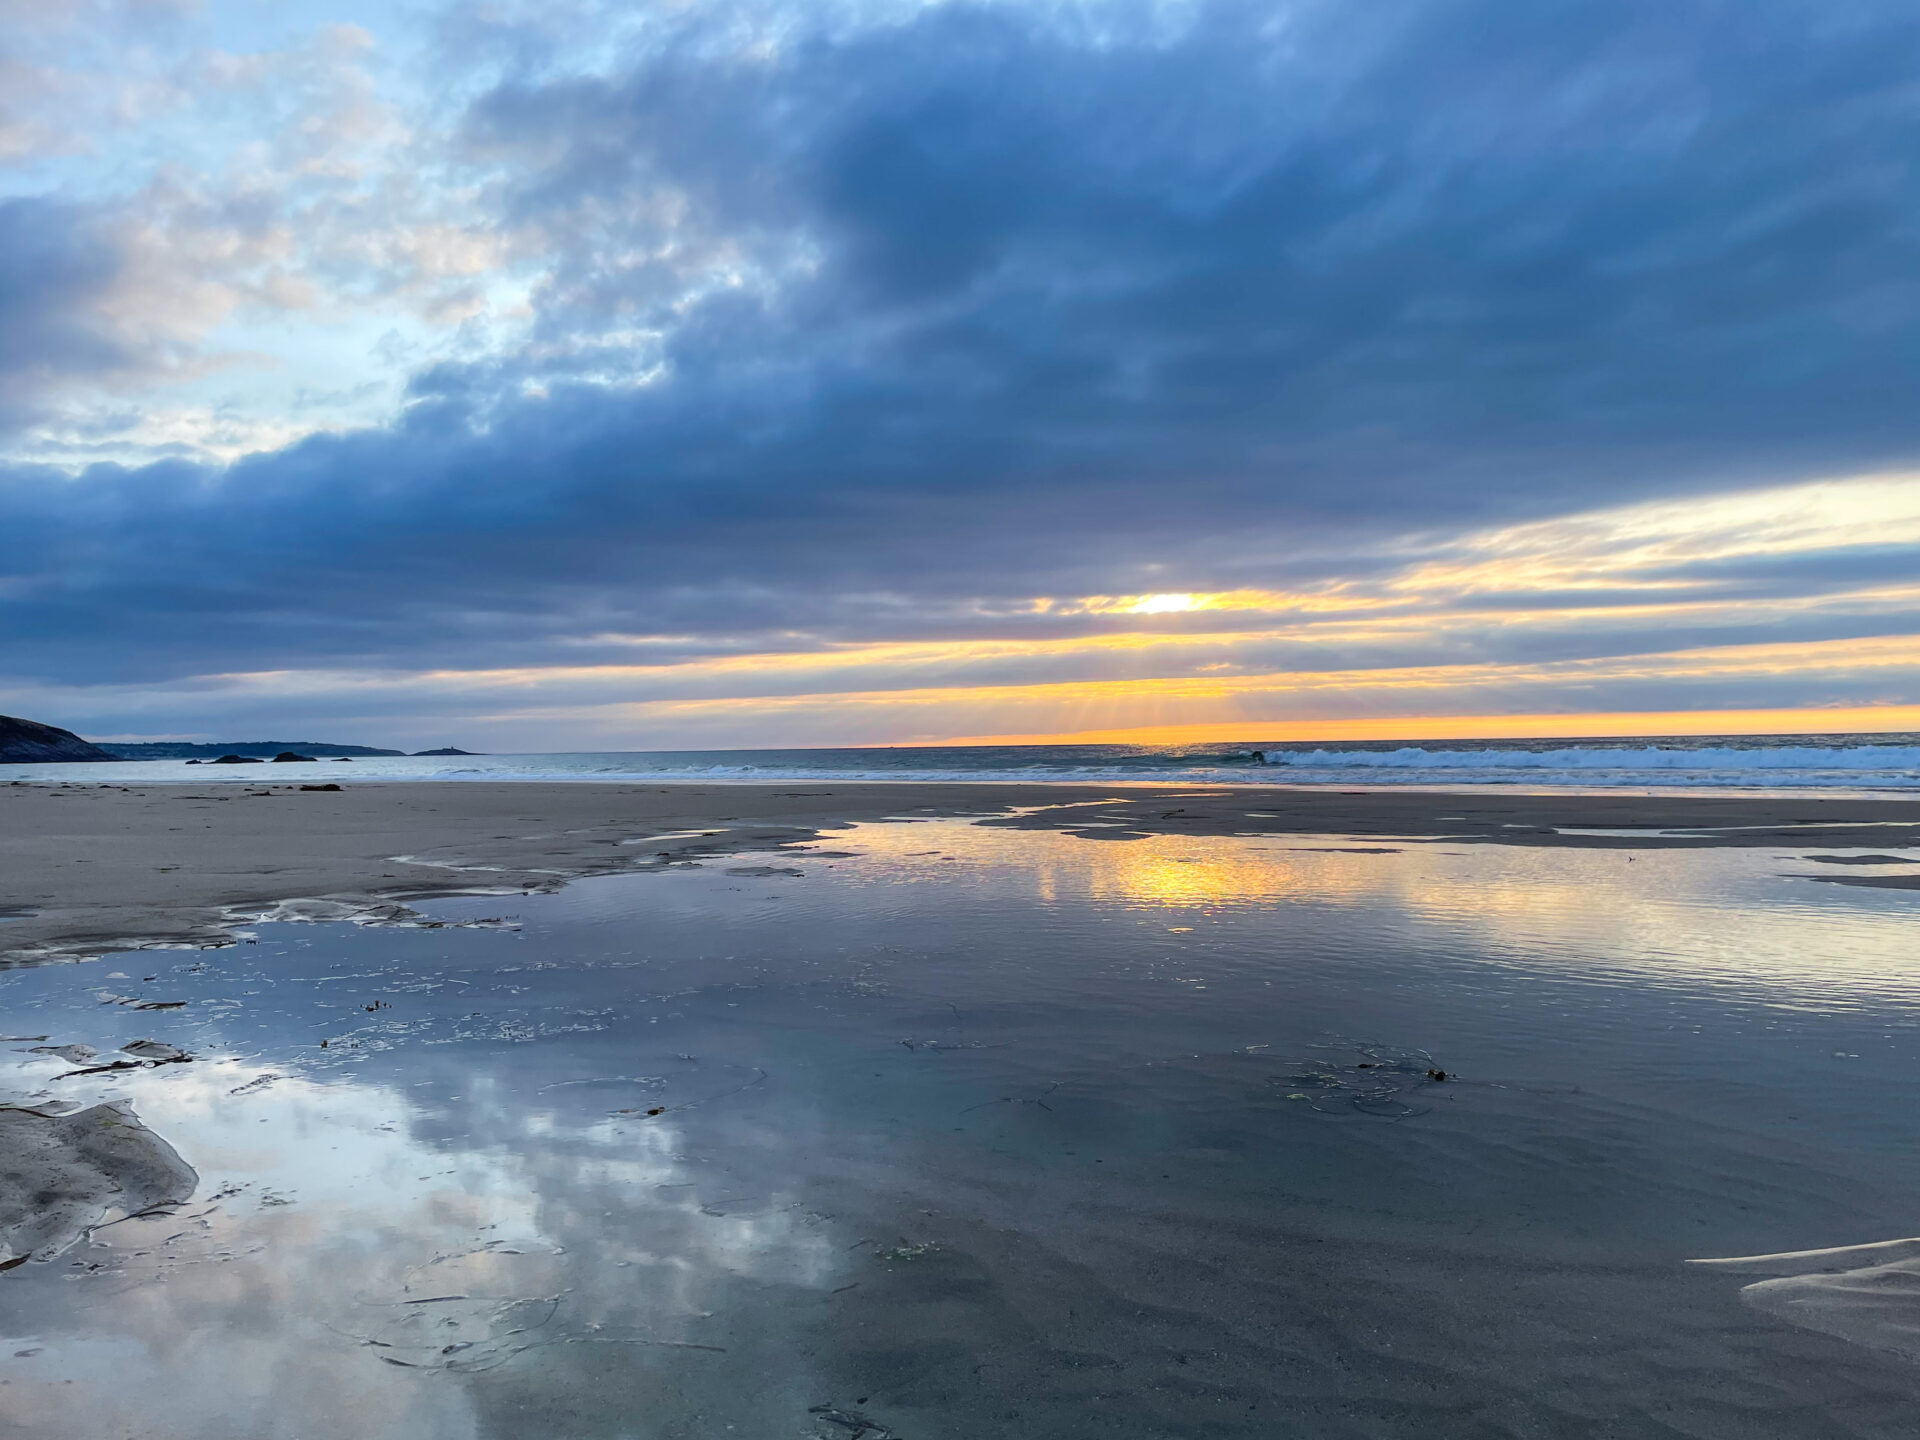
<box><xmin>7</xmin><ymin>779</ymin><xmax>1920</xmax><ymax>965</ymax></box>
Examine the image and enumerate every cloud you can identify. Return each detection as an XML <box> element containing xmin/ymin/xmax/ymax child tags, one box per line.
<box><xmin>0</xmin><ymin>199</ymin><xmax>139</xmax><ymax>426</ymax></box>
<box><xmin>7</xmin><ymin>0</ymin><xmax>1920</xmax><ymax>739</ymax></box>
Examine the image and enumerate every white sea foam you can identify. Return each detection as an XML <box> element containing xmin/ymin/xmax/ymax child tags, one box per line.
<box><xmin>1255</xmin><ymin>744</ymin><xmax>1920</xmax><ymax>788</ymax></box>
<box><xmin>1260</xmin><ymin>744</ymin><xmax>1920</xmax><ymax>771</ymax></box>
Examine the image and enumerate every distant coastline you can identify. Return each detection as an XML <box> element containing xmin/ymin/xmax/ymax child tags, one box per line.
<box><xmin>95</xmin><ymin>741</ymin><xmax>407</xmax><ymax>759</ymax></box>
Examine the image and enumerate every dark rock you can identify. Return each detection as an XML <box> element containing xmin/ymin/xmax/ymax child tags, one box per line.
<box><xmin>209</xmin><ymin>755</ymin><xmax>263</xmax><ymax>765</ymax></box>
<box><xmin>412</xmin><ymin>747</ymin><xmax>479</xmax><ymax>756</ymax></box>
<box><xmin>299</xmin><ymin>784</ymin><xmax>342</xmax><ymax>792</ymax></box>
<box><xmin>96</xmin><ymin>741</ymin><xmax>404</xmax><ymax>759</ymax></box>
<box><xmin>0</xmin><ymin>715</ymin><xmax>122</xmax><ymax>765</ymax></box>
<box><xmin>271</xmin><ymin>752</ymin><xmax>317</xmax><ymax>763</ymax></box>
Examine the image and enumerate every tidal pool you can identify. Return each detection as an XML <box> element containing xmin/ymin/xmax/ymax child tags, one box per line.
<box><xmin>6</xmin><ymin>820</ymin><xmax>1920</xmax><ymax>1437</ymax></box>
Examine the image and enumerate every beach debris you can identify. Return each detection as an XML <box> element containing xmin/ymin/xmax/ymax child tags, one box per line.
<box><xmin>57</xmin><ymin>1057</ymin><xmax>176</xmax><ymax>1077</ymax></box>
<box><xmin>1282</xmin><ymin>846</ymin><xmax>1403</xmax><ymax>855</ymax></box>
<box><xmin>333</xmin><ymin>1292</ymin><xmax>566</xmax><ymax>1373</ymax></box>
<box><xmin>121</xmin><ymin>1040</ymin><xmax>191</xmax><ymax>1061</ymax></box>
<box><xmin>300</xmin><ymin>783</ymin><xmax>342</xmax><ymax>792</ymax></box>
<box><xmin>882</xmin><ymin>1242</ymin><xmax>938</xmax><ymax>1261</ymax></box>
<box><xmin>228</xmin><ymin>1073</ymin><xmax>279</xmax><ymax>1096</ymax></box>
<box><xmin>0</xmin><ymin>1100</ymin><xmax>198</xmax><ymax>1267</ymax></box>
<box><xmin>57</xmin><ymin>1059</ymin><xmax>167</xmax><ymax>1077</ymax></box>
<box><xmin>53</xmin><ymin>1039</ymin><xmax>193</xmax><ymax>1078</ymax></box>
<box><xmin>1266</xmin><ymin>1044</ymin><xmax>1451</xmax><ymax>1118</ymax></box>
<box><xmin>94</xmin><ymin>991</ymin><xmax>187</xmax><ymax>1009</ymax></box>
<box><xmin>17</xmin><ymin>1099</ymin><xmax>83</xmax><ymax>1119</ymax></box>
<box><xmin>809</xmin><ymin>1402</ymin><xmax>898</xmax><ymax>1438</ymax></box>
<box><xmin>233</xmin><ymin>896</ymin><xmax>520</xmax><ymax>932</ymax></box>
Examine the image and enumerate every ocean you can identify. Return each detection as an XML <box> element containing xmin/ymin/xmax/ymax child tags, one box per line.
<box><xmin>12</xmin><ymin>731</ymin><xmax>1920</xmax><ymax>789</ymax></box>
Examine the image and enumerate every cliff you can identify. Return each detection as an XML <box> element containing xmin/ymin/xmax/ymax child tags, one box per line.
<box><xmin>0</xmin><ymin>715</ymin><xmax>122</xmax><ymax>764</ymax></box>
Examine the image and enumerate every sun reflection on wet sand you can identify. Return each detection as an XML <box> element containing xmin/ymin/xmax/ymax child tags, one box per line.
<box><xmin>839</xmin><ymin>818</ymin><xmax>1920</xmax><ymax>1009</ymax></box>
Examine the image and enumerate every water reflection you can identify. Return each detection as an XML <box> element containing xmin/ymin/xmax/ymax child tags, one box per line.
<box><xmin>1</xmin><ymin>1060</ymin><xmax>840</xmax><ymax>1438</ymax></box>
<box><xmin>7</xmin><ymin>820</ymin><xmax>1920</xmax><ymax>1436</ymax></box>
<box><xmin>839</xmin><ymin>820</ymin><xmax>1920</xmax><ymax>1011</ymax></box>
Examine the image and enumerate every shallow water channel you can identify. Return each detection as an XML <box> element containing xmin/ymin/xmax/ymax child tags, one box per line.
<box><xmin>7</xmin><ymin>819</ymin><xmax>1920</xmax><ymax>1438</ymax></box>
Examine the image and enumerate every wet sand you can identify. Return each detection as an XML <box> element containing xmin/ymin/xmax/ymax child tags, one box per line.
<box><xmin>8</xmin><ymin>821</ymin><xmax>1920</xmax><ymax>1436</ymax></box>
<box><xmin>7</xmin><ymin>779</ymin><xmax>1920</xmax><ymax>964</ymax></box>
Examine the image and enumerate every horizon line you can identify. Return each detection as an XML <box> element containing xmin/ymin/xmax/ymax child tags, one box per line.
<box><xmin>926</xmin><ymin>706</ymin><xmax>1920</xmax><ymax>748</ymax></box>
<box><xmin>75</xmin><ymin>703</ymin><xmax>1920</xmax><ymax>753</ymax></box>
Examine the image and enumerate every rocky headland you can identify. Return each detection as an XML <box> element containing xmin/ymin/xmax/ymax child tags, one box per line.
<box><xmin>0</xmin><ymin>715</ymin><xmax>120</xmax><ymax>764</ymax></box>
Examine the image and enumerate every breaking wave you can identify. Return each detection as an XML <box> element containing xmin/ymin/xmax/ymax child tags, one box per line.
<box><xmin>1258</xmin><ymin>743</ymin><xmax>1920</xmax><ymax>780</ymax></box>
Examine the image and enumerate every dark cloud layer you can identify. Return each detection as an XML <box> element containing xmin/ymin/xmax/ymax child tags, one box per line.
<box><xmin>6</xmin><ymin>0</ymin><xmax>1920</xmax><ymax>699</ymax></box>
<box><xmin>0</xmin><ymin>199</ymin><xmax>128</xmax><ymax>428</ymax></box>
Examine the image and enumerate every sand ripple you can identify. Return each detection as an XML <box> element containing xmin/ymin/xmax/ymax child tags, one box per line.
<box><xmin>1692</xmin><ymin>1237</ymin><xmax>1920</xmax><ymax>1361</ymax></box>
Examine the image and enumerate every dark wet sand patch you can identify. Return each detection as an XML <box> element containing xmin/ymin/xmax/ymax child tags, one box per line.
<box><xmin>0</xmin><ymin>1101</ymin><xmax>197</xmax><ymax>1267</ymax></box>
<box><xmin>1802</xmin><ymin>854</ymin><xmax>1919</xmax><ymax>865</ymax></box>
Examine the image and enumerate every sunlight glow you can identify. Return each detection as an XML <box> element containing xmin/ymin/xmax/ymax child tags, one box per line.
<box><xmin>20</xmin><ymin>469</ymin><xmax>1920</xmax><ymax>750</ymax></box>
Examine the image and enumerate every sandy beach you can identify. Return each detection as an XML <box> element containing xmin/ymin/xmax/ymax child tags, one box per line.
<box><xmin>7</xmin><ymin>779</ymin><xmax>1920</xmax><ymax>966</ymax></box>
<box><xmin>8</xmin><ymin>782</ymin><xmax>1920</xmax><ymax>1435</ymax></box>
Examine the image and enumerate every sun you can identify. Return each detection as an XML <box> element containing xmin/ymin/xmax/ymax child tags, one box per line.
<box><xmin>1128</xmin><ymin>593</ymin><xmax>1199</xmax><ymax>614</ymax></box>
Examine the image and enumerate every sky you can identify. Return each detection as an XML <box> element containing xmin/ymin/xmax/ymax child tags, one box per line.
<box><xmin>5</xmin><ymin>0</ymin><xmax>1920</xmax><ymax>751</ymax></box>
